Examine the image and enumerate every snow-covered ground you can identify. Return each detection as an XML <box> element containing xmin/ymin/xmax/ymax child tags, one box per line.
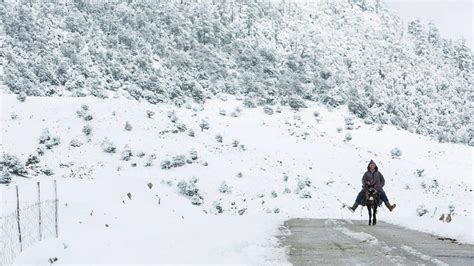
<box><xmin>1</xmin><ymin>93</ymin><xmax>472</xmax><ymax>264</ymax></box>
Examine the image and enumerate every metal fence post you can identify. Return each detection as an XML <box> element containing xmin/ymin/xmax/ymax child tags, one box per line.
<box><xmin>15</xmin><ymin>186</ymin><xmax>22</xmax><ymax>252</ymax></box>
<box><xmin>37</xmin><ymin>182</ymin><xmax>42</xmax><ymax>241</ymax></box>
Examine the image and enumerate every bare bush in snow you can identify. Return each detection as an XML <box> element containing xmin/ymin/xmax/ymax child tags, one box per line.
<box><xmin>101</xmin><ymin>138</ymin><xmax>116</xmax><ymax>153</ymax></box>
<box><xmin>39</xmin><ymin>129</ymin><xmax>61</xmax><ymax>149</ymax></box>
<box><xmin>219</xmin><ymin>181</ymin><xmax>232</xmax><ymax>194</ymax></box>
<box><xmin>391</xmin><ymin>147</ymin><xmax>402</xmax><ymax>158</ymax></box>
<box><xmin>124</xmin><ymin>121</ymin><xmax>133</xmax><ymax>131</ymax></box>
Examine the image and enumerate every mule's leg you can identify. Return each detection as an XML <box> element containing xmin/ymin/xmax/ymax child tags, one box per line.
<box><xmin>373</xmin><ymin>206</ymin><xmax>377</xmax><ymax>225</ymax></box>
<box><xmin>368</xmin><ymin>206</ymin><xmax>372</xmax><ymax>225</ymax></box>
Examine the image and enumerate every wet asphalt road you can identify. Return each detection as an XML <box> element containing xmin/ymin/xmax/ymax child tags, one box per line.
<box><xmin>278</xmin><ymin>218</ymin><xmax>474</xmax><ymax>265</ymax></box>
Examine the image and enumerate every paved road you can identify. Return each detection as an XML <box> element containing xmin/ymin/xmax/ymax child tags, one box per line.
<box><xmin>279</xmin><ymin>218</ymin><xmax>474</xmax><ymax>265</ymax></box>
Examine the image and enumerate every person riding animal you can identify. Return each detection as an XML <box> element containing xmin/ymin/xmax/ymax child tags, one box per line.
<box><xmin>349</xmin><ymin>160</ymin><xmax>396</xmax><ymax>212</ymax></box>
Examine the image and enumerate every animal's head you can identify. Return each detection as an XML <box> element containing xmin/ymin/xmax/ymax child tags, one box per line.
<box><xmin>365</xmin><ymin>186</ymin><xmax>379</xmax><ymax>202</ymax></box>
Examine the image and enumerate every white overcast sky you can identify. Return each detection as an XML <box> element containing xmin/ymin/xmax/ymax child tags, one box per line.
<box><xmin>385</xmin><ymin>0</ymin><xmax>473</xmax><ymax>50</ymax></box>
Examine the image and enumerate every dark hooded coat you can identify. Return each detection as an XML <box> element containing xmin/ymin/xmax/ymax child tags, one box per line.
<box><xmin>362</xmin><ymin>160</ymin><xmax>385</xmax><ymax>192</ymax></box>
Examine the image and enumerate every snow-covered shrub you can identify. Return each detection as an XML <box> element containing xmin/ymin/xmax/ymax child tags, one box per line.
<box><xmin>364</xmin><ymin>118</ymin><xmax>373</xmax><ymax>124</ymax></box>
<box><xmin>0</xmin><ymin>166</ymin><xmax>11</xmax><ymax>184</ymax></box>
<box><xmin>36</xmin><ymin>147</ymin><xmax>45</xmax><ymax>156</ymax></box>
<box><xmin>345</xmin><ymin>133</ymin><xmax>352</xmax><ymax>142</ymax></box>
<box><xmin>415</xmin><ymin>169</ymin><xmax>425</xmax><ymax>177</ymax></box>
<box><xmin>64</xmin><ymin>165</ymin><xmax>94</xmax><ymax>179</ymax></box>
<box><xmin>300</xmin><ymin>190</ymin><xmax>312</xmax><ymax>198</ymax></box>
<box><xmin>177</xmin><ymin>177</ymin><xmax>199</xmax><ymax>197</ymax></box>
<box><xmin>416</xmin><ymin>205</ymin><xmax>429</xmax><ymax>217</ymax></box>
<box><xmin>39</xmin><ymin>129</ymin><xmax>61</xmax><ymax>149</ymax></box>
<box><xmin>297</xmin><ymin>177</ymin><xmax>311</xmax><ymax>191</ymax></box>
<box><xmin>236</xmin><ymin>172</ymin><xmax>243</xmax><ymax>178</ymax></box>
<box><xmin>161</xmin><ymin>155</ymin><xmax>188</xmax><ymax>169</ymax></box>
<box><xmin>448</xmin><ymin>205</ymin><xmax>455</xmax><ymax>214</ymax></box>
<box><xmin>345</xmin><ymin>117</ymin><xmax>354</xmax><ymax>130</ymax></box>
<box><xmin>391</xmin><ymin>147</ymin><xmax>402</xmax><ymax>158</ymax></box>
<box><xmin>172</xmin><ymin>155</ymin><xmax>187</xmax><ymax>167</ymax></box>
<box><xmin>336</xmin><ymin>127</ymin><xmax>343</xmax><ymax>133</ymax></box>
<box><xmin>376</xmin><ymin>124</ymin><xmax>383</xmax><ymax>131</ymax></box>
<box><xmin>101</xmin><ymin>138</ymin><xmax>116</xmax><ymax>153</ymax></box>
<box><xmin>263</xmin><ymin>106</ymin><xmax>274</xmax><ymax>115</ymax></box>
<box><xmin>276</xmin><ymin>106</ymin><xmax>282</xmax><ymax>113</ymax></box>
<box><xmin>219</xmin><ymin>181</ymin><xmax>232</xmax><ymax>194</ymax></box>
<box><xmin>189</xmin><ymin>149</ymin><xmax>198</xmax><ymax>161</ymax></box>
<box><xmin>232</xmin><ymin>139</ymin><xmax>240</xmax><ymax>147</ymax></box>
<box><xmin>420</xmin><ymin>182</ymin><xmax>426</xmax><ymax>190</ymax></box>
<box><xmin>136</xmin><ymin>151</ymin><xmax>146</xmax><ymax>158</ymax></box>
<box><xmin>271</xmin><ymin>190</ymin><xmax>278</xmax><ymax>198</ymax></box>
<box><xmin>219</xmin><ymin>109</ymin><xmax>226</xmax><ymax>116</ymax></box>
<box><xmin>160</xmin><ymin>160</ymin><xmax>172</xmax><ymax>169</ymax></box>
<box><xmin>422</xmin><ymin>179</ymin><xmax>440</xmax><ymax>195</ymax></box>
<box><xmin>288</xmin><ymin>96</ymin><xmax>306</xmax><ymax>111</ymax></box>
<box><xmin>313</xmin><ymin>110</ymin><xmax>320</xmax><ymax>117</ymax></box>
<box><xmin>76</xmin><ymin>105</ymin><xmax>93</xmax><ymax>121</ymax></box>
<box><xmin>348</xmin><ymin>100</ymin><xmax>369</xmax><ymax>119</ymax></box>
<box><xmin>41</xmin><ymin>167</ymin><xmax>54</xmax><ymax>176</ymax></box>
<box><xmin>188</xmin><ymin>129</ymin><xmax>195</xmax><ymax>137</ymax></box>
<box><xmin>243</xmin><ymin>97</ymin><xmax>257</xmax><ymax>108</ymax></box>
<box><xmin>283</xmin><ymin>175</ymin><xmax>289</xmax><ymax>182</ymax></box>
<box><xmin>168</xmin><ymin>111</ymin><xmax>178</xmax><ymax>123</ymax></box>
<box><xmin>191</xmin><ymin>194</ymin><xmax>203</xmax><ymax>205</ymax></box>
<box><xmin>82</xmin><ymin>124</ymin><xmax>92</xmax><ymax>136</ymax></box>
<box><xmin>176</xmin><ymin>122</ymin><xmax>187</xmax><ymax>132</ymax></box>
<box><xmin>1</xmin><ymin>153</ymin><xmax>27</xmax><ymax>176</ymax></box>
<box><xmin>10</xmin><ymin>113</ymin><xmax>18</xmax><ymax>120</ymax></box>
<box><xmin>283</xmin><ymin>187</ymin><xmax>291</xmax><ymax>194</ymax></box>
<box><xmin>199</xmin><ymin>119</ymin><xmax>210</xmax><ymax>131</ymax></box>
<box><xmin>16</xmin><ymin>92</ymin><xmax>26</xmax><ymax>102</ymax></box>
<box><xmin>70</xmin><ymin>139</ymin><xmax>83</xmax><ymax>147</ymax></box>
<box><xmin>146</xmin><ymin>110</ymin><xmax>155</xmax><ymax>118</ymax></box>
<box><xmin>231</xmin><ymin>106</ymin><xmax>242</xmax><ymax>117</ymax></box>
<box><xmin>215</xmin><ymin>134</ymin><xmax>223</xmax><ymax>143</ymax></box>
<box><xmin>121</xmin><ymin>145</ymin><xmax>133</xmax><ymax>161</ymax></box>
<box><xmin>37</xmin><ymin>130</ymin><xmax>51</xmax><ymax>145</ymax></box>
<box><xmin>124</xmin><ymin>121</ymin><xmax>133</xmax><ymax>131</ymax></box>
<box><xmin>144</xmin><ymin>154</ymin><xmax>156</xmax><ymax>167</ymax></box>
<box><xmin>213</xmin><ymin>201</ymin><xmax>224</xmax><ymax>213</ymax></box>
<box><xmin>26</xmin><ymin>154</ymin><xmax>40</xmax><ymax>166</ymax></box>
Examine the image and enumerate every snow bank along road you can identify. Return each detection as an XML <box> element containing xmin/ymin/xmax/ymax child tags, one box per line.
<box><xmin>279</xmin><ymin>218</ymin><xmax>474</xmax><ymax>265</ymax></box>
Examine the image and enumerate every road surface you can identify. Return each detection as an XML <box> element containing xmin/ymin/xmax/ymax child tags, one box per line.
<box><xmin>279</xmin><ymin>218</ymin><xmax>473</xmax><ymax>265</ymax></box>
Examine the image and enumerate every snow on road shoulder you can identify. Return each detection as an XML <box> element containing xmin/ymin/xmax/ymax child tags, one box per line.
<box><xmin>401</xmin><ymin>245</ymin><xmax>449</xmax><ymax>266</ymax></box>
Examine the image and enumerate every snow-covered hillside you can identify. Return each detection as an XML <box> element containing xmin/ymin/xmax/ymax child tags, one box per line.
<box><xmin>2</xmin><ymin>0</ymin><xmax>473</xmax><ymax>145</ymax></box>
<box><xmin>1</xmin><ymin>93</ymin><xmax>472</xmax><ymax>264</ymax></box>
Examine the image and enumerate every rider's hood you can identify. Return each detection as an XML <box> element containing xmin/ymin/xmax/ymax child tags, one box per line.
<box><xmin>367</xmin><ymin>160</ymin><xmax>378</xmax><ymax>172</ymax></box>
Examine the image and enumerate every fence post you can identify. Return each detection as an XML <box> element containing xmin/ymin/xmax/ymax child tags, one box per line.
<box><xmin>54</xmin><ymin>180</ymin><xmax>58</xmax><ymax>238</ymax></box>
<box><xmin>37</xmin><ymin>182</ymin><xmax>42</xmax><ymax>241</ymax></box>
<box><xmin>16</xmin><ymin>185</ymin><xmax>22</xmax><ymax>252</ymax></box>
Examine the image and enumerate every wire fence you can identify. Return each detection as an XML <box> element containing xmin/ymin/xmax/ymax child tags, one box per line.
<box><xmin>0</xmin><ymin>181</ymin><xmax>58</xmax><ymax>266</ymax></box>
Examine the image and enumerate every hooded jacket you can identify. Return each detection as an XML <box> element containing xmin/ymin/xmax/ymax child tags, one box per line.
<box><xmin>362</xmin><ymin>160</ymin><xmax>385</xmax><ymax>192</ymax></box>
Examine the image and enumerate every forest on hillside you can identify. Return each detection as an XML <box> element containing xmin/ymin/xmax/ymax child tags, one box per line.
<box><xmin>1</xmin><ymin>0</ymin><xmax>473</xmax><ymax>145</ymax></box>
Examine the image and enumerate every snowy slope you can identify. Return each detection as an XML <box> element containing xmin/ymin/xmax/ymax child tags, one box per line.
<box><xmin>1</xmin><ymin>93</ymin><xmax>472</xmax><ymax>264</ymax></box>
